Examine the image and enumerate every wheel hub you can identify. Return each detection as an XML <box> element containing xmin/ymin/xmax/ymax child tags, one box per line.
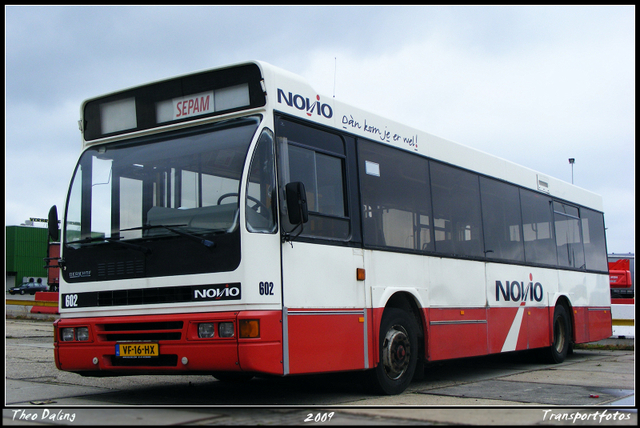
<box><xmin>382</xmin><ymin>325</ymin><xmax>411</xmax><ymax>380</ymax></box>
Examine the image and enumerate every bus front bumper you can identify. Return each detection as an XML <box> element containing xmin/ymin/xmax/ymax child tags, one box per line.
<box><xmin>53</xmin><ymin>311</ymin><xmax>283</xmax><ymax>376</ymax></box>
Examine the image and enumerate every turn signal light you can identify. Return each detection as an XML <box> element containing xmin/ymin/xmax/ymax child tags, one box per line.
<box><xmin>239</xmin><ymin>319</ymin><xmax>260</xmax><ymax>338</ymax></box>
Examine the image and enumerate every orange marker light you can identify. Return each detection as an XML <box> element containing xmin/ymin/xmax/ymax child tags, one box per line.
<box><xmin>356</xmin><ymin>268</ymin><xmax>366</xmax><ymax>281</ymax></box>
<box><xmin>239</xmin><ymin>320</ymin><xmax>260</xmax><ymax>338</ymax></box>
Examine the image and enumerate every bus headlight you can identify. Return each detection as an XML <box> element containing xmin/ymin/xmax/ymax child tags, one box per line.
<box><xmin>218</xmin><ymin>322</ymin><xmax>235</xmax><ymax>338</ymax></box>
<box><xmin>76</xmin><ymin>327</ymin><xmax>89</xmax><ymax>341</ymax></box>
<box><xmin>198</xmin><ymin>323</ymin><xmax>215</xmax><ymax>338</ymax></box>
<box><xmin>61</xmin><ymin>328</ymin><xmax>75</xmax><ymax>341</ymax></box>
<box><xmin>61</xmin><ymin>327</ymin><xmax>90</xmax><ymax>341</ymax></box>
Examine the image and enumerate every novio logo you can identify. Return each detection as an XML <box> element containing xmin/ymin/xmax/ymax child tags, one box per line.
<box><xmin>495</xmin><ymin>273</ymin><xmax>543</xmax><ymax>303</ymax></box>
<box><xmin>277</xmin><ymin>89</ymin><xmax>333</xmax><ymax>119</ymax></box>
<box><xmin>193</xmin><ymin>283</ymin><xmax>241</xmax><ymax>301</ymax></box>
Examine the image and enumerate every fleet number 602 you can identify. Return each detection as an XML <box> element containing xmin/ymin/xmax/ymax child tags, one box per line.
<box><xmin>64</xmin><ymin>294</ymin><xmax>78</xmax><ymax>308</ymax></box>
<box><xmin>259</xmin><ymin>281</ymin><xmax>274</xmax><ymax>295</ymax></box>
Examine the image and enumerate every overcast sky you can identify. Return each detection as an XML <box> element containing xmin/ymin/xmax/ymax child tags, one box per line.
<box><xmin>5</xmin><ymin>5</ymin><xmax>635</xmax><ymax>254</ymax></box>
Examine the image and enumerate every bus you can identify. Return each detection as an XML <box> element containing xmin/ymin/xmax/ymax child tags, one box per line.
<box><xmin>48</xmin><ymin>60</ymin><xmax>611</xmax><ymax>395</ymax></box>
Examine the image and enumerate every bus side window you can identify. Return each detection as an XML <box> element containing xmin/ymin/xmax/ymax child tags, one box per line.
<box><xmin>580</xmin><ymin>208</ymin><xmax>608</xmax><ymax>272</ymax></box>
<box><xmin>287</xmin><ymin>146</ymin><xmax>345</xmax><ymax>217</ymax></box>
<box><xmin>479</xmin><ymin>176</ymin><xmax>525</xmax><ymax>262</ymax></box>
<box><xmin>358</xmin><ymin>139</ymin><xmax>433</xmax><ymax>252</ymax></box>
<box><xmin>553</xmin><ymin>202</ymin><xmax>585</xmax><ymax>269</ymax></box>
<box><xmin>430</xmin><ymin>161</ymin><xmax>484</xmax><ymax>258</ymax></box>
<box><xmin>246</xmin><ymin>129</ymin><xmax>277</xmax><ymax>233</ymax></box>
<box><xmin>276</xmin><ymin>117</ymin><xmax>350</xmax><ymax>241</ymax></box>
<box><xmin>520</xmin><ymin>189</ymin><xmax>558</xmax><ymax>266</ymax></box>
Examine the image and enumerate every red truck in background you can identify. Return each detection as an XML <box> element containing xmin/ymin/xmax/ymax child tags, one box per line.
<box><xmin>609</xmin><ymin>253</ymin><xmax>634</xmax><ymax>299</ymax></box>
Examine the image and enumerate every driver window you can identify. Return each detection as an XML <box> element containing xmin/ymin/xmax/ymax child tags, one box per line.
<box><xmin>246</xmin><ymin>129</ymin><xmax>277</xmax><ymax>233</ymax></box>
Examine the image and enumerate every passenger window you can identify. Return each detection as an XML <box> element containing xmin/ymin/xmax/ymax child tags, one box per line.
<box><xmin>553</xmin><ymin>202</ymin><xmax>585</xmax><ymax>269</ymax></box>
<box><xmin>430</xmin><ymin>162</ymin><xmax>484</xmax><ymax>257</ymax></box>
<box><xmin>359</xmin><ymin>140</ymin><xmax>433</xmax><ymax>252</ymax></box>
<box><xmin>520</xmin><ymin>189</ymin><xmax>557</xmax><ymax>266</ymax></box>
<box><xmin>480</xmin><ymin>177</ymin><xmax>525</xmax><ymax>262</ymax></box>
<box><xmin>580</xmin><ymin>208</ymin><xmax>608</xmax><ymax>272</ymax></box>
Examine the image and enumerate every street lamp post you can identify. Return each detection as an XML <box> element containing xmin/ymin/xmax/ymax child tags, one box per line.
<box><xmin>568</xmin><ymin>158</ymin><xmax>575</xmax><ymax>184</ymax></box>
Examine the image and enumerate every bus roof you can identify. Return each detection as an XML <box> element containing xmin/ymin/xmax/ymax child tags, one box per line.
<box><xmin>257</xmin><ymin>60</ymin><xmax>604</xmax><ymax>211</ymax></box>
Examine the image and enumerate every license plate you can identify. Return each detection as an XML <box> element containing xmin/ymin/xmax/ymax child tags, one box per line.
<box><xmin>115</xmin><ymin>343</ymin><xmax>159</xmax><ymax>358</ymax></box>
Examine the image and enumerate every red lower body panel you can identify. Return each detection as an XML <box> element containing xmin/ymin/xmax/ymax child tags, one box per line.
<box><xmin>424</xmin><ymin>305</ymin><xmax>611</xmax><ymax>362</ymax></box>
<box><xmin>286</xmin><ymin>309</ymin><xmax>369</xmax><ymax>375</ymax></box>
<box><xmin>428</xmin><ymin>308</ymin><xmax>490</xmax><ymax>361</ymax></box>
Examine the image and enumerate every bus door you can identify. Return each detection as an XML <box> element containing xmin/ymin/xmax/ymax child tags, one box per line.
<box><xmin>275</xmin><ymin>115</ymin><xmax>368</xmax><ymax>375</ymax></box>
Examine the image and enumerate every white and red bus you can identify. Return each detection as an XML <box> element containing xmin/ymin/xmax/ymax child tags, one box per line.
<box><xmin>48</xmin><ymin>61</ymin><xmax>611</xmax><ymax>395</ymax></box>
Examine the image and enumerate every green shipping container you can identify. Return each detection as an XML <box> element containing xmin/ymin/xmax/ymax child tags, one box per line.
<box><xmin>6</xmin><ymin>226</ymin><xmax>49</xmax><ymax>290</ymax></box>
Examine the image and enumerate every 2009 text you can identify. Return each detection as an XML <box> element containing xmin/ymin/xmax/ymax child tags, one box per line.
<box><xmin>304</xmin><ymin>412</ymin><xmax>335</xmax><ymax>423</ymax></box>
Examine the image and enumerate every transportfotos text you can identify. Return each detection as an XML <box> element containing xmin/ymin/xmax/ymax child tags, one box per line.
<box><xmin>542</xmin><ymin>409</ymin><xmax>632</xmax><ymax>423</ymax></box>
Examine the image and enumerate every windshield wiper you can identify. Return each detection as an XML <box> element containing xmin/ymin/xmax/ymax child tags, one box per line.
<box><xmin>67</xmin><ymin>236</ymin><xmax>152</xmax><ymax>254</ymax></box>
<box><xmin>122</xmin><ymin>224</ymin><xmax>216</xmax><ymax>249</ymax></box>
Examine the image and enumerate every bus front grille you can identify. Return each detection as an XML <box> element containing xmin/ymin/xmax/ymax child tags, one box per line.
<box><xmin>97</xmin><ymin>321</ymin><xmax>184</xmax><ymax>342</ymax></box>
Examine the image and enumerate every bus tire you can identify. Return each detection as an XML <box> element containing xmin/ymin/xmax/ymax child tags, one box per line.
<box><xmin>541</xmin><ymin>304</ymin><xmax>571</xmax><ymax>364</ymax></box>
<box><xmin>367</xmin><ymin>308</ymin><xmax>418</xmax><ymax>395</ymax></box>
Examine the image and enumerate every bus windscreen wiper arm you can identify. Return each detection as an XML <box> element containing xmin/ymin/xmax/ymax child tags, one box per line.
<box><xmin>159</xmin><ymin>225</ymin><xmax>216</xmax><ymax>248</ymax></box>
<box><xmin>68</xmin><ymin>236</ymin><xmax>152</xmax><ymax>254</ymax></box>
<box><xmin>123</xmin><ymin>224</ymin><xmax>216</xmax><ymax>249</ymax></box>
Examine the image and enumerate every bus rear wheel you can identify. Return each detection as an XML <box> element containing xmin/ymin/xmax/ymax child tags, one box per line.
<box><xmin>541</xmin><ymin>304</ymin><xmax>571</xmax><ymax>364</ymax></box>
<box><xmin>367</xmin><ymin>308</ymin><xmax>418</xmax><ymax>395</ymax></box>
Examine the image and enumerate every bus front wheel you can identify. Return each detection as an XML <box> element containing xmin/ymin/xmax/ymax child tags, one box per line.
<box><xmin>367</xmin><ymin>308</ymin><xmax>418</xmax><ymax>395</ymax></box>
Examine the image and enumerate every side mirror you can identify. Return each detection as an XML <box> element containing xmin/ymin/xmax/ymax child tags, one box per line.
<box><xmin>48</xmin><ymin>205</ymin><xmax>59</xmax><ymax>242</ymax></box>
<box><xmin>285</xmin><ymin>182</ymin><xmax>309</xmax><ymax>225</ymax></box>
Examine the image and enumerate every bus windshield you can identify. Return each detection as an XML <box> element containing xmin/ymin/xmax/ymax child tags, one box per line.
<box><xmin>66</xmin><ymin>117</ymin><xmax>260</xmax><ymax>244</ymax></box>
<box><xmin>64</xmin><ymin>117</ymin><xmax>260</xmax><ymax>271</ymax></box>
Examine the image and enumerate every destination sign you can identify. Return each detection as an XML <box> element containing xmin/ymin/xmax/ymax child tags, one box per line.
<box><xmin>82</xmin><ymin>63</ymin><xmax>265</xmax><ymax>142</ymax></box>
<box><xmin>156</xmin><ymin>91</ymin><xmax>214</xmax><ymax>123</ymax></box>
